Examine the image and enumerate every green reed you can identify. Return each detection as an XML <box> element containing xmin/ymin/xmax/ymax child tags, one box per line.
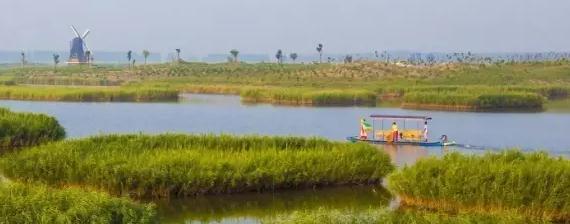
<box><xmin>0</xmin><ymin>108</ymin><xmax>65</xmax><ymax>149</ymax></box>
<box><xmin>0</xmin><ymin>182</ymin><xmax>155</xmax><ymax>224</ymax></box>
<box><xmin>241</xmin><ymin>88</ymin><xmax>377</xmax><ymax>106</ymax></box>
<box><xmin>388</xmin><ymin>150</ymin><xmax>570</xmax><ymax>222</ymax></box>
<box><xmin>0</xmin><ymin>134</ymin><xmax>394</xmax><ymax>198</ymax></box>
<box><xmin>0</xmin><ymin>86</ymin><xmax>178</xmax><ymax>102</ymax></box>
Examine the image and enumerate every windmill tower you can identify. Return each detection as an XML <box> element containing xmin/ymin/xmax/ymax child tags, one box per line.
<box><xmin>67</xmin><ymin>25</ymin><xmax>91</xmax><ymax>64</ymax></box>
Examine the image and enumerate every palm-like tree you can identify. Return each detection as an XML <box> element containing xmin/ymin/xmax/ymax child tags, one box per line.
<box><xmin>142</xmin><ymin>50</ymin><xmax>150</xmax><ymax>65</ymax></box>
<box><xmin>230</xmin><ymin>49</ymin><xmax>239</xmax><ymax>63</ymax></box>
<box><xmin>275</xmin><ymin>49</ymin><xmax>283</xmax><ymax>64</ymax></box>
<box><xmin>20</xmin><ymin>51</ymin><xmax>26</xmax><ymax>68</ymax></box>
<box><xmin>316</xmin><ymin>43</ymin><xmax>323</xmax><ymax>63</ymax></box>
<box><xmin>52</xmin><ymin>54</ymin><xmax>60</xmax><ymax>71</ymax></box>
<box><xmin>127</xmin><ymin>50</ymin><xmax>133</xmax><ymax>68</ymax></box>
<box><xmin>85</xmin><ymin>51</ymin><xmax>92</xmax><ymax>67</ymax></box>
<box><xmin>289</xmin><ymin>53</ymin><xmax>298</xmax><ymax>63</ymax></box>
<box><xmin>175</xmin><ymin>49</ymin><xmax>181</xmax><ymax>62</ymax></box>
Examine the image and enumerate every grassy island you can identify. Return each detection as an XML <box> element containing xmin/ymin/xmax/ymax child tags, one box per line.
<box><xmin>388</xmin><ymin>150</ymin><xmax>570</xmax><ymax>222</ymax></box>
<box><xmin>0</xmin><ymin>134</ymin><xmax>394</xmax><ymax>198</ymax></box>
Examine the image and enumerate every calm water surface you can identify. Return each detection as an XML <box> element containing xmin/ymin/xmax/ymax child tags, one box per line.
<box><xmin>1</xmin><ymin>94</ymin><xmax>569</xmax><ymax>223</ymax></box>
<box><xmin>1</xmin><ymin>94</ymin><xmax>568</xmax><ymax>153</ymax></box>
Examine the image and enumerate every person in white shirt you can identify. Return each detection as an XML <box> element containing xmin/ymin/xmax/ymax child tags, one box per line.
<box><xmin>423</xmin><ymin>121</ymin><xmax>429</xmax><ymax>142</ymax></box>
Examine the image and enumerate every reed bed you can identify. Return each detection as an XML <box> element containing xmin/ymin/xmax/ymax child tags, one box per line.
<box><xmin>388</xmin><ymin>150</ymin><xmax>570</xmax><ymax>222</ymax></box>
<box><xmin>0</xmin><ymin>182</ymin><xmax>156</xmax><ymax>224</ymax></box>
<box><xmin>0</xmin><ymin>108</ymin><xmax>65</xmax><ymax>149</ymax></box>
<box><xmin>262</xmin><ymin>208</ymin><xmax>549</xmax><ymax>224</ymax></box>
<box><xmin>402</xmin><ymin>91</ymin><xmax>545</xmax><ymax>111</ymax></box>
<box><xmin>0</xmin><ymin>134</ymin><xmax>394</xmax><ymax>198</ymax></box>
<box><xmin>180</xmin><ymin>84</ymin><xmax>243</xmax><ymax>95</ymax></box>
<box><xmin>241</xmin><ymin>88</ymin><xmax>377</xmax><ymax>106</ymax></box>
<box><xmin>0</xmin><ymin>86</ymin><xmax>179</xmax><ymax>102</ymax></box>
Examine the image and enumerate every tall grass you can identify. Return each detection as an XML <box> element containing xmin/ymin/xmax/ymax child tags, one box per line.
<box><xmin>262</xmin><ymin>208</ymin><xmax>549</xmax><ymax>224</ymax></box>
<box><xmin>241</xmin><ymin>88</ymin><xmax>377</xmax><ymax>106</ymax></box>
<box><xmin>0</xmin><ymin>108</ymin><xmax>65</xmax><ymax>149</ymax></box>
<box><xmin>0</xmin><ymin>134</ymin><xmax>394</xmax><ymax>198</ymax></box>
<box><xmin>0</xmin><ymin>86</ymin><xmax>179</xmax><ymax>102</ymax></box>
<box><xmin>402</xmin><ymin>91</ymin><xmax>545</xmax><ymax>111</ymax></box>
<box><xmin>0</xmin><ymin>182</ymin><xmax>156</xmax><ymax>224</ymax></box>
<box><xmin>388</xmin><ymin>150</ymin><xmax>570</xmax><ymax>222</ymax></box>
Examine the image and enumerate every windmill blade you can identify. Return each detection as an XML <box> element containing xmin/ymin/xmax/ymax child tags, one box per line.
<box><xmin>83</xmin><ymin>42</ymin><xmax>90</xmax><ymax>52</ymax></box>
<box><xmin>82</xmin><ymin>29</ymin><xmax>90</xmax><ymax>39</ymax></box>
<box><xmin>70</xmin><ymin>25</ymin><xmax>81</xmax><ymax>38</ymax></box>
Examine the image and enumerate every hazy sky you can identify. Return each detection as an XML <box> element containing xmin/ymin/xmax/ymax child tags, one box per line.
<box><xmin>1</xmin><ymin>0</ymin><xmax>569</xmax><ymax>55</ymax></box>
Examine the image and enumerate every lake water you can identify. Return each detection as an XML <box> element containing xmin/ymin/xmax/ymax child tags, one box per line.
<box><xmin>1</xmin><ymin>94</ymin><xmax>568</xmax><ymax>154</ymax></box>
<box><xmin>1</xmin><ymin>94</ymin><xmax>569</xmax><ymax>223</ymax></box>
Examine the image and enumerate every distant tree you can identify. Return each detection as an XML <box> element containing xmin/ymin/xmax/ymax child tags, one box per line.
<box><xmin>230</xmin><ymin>49</ymin><xmax>239</xmax><ymax>63</ymax></box>
<box><xmin>132</xmin><ymin>59</ymin><xmax>136</xmax><ymax>67</ymax></box>
<box><xmin>20</xmin><ymin>51</ymin><xmax>26</xmax><ymax>68</ymax></box>
<box><xmin>383</xmin><ymin>51</ymin><xmax>390</xmax><ymax>64</ymax></box>
<box><xmin>85</xmin><ymin>51</ymin><xmax>92</xmax><ymax>67</ymax></box>
<box><xmin>142</xmin><ymin>50</ymin><xmax>150</xmax><ymax>65</ymax></box>
<box><xmin>275</xmin><ymin>49</ymin><xmax>283</xmax><ymax>64</ymax></box>
<box><xmin>289</xmin><ymin>53</ymin><xmax>298</xmax><ymax>63</ymax></box>
<box><xmin>426</xmin><ymin>53</ymin><xmax>436</xmax><ymax>66</ymax></box>
<box><xmin>175</xmin><ymin>49</ymin><xmax>181</xmax><ymax>62</ymax></box>
<box><xmin>344</xmin><ymin>55</ymin><xmax>353</xmax><ymax>63</ymax></box>
<box><xmin>374</xmin><ymin>50</ymin><xmax>379</xmax><ymax>60</ymax></box>
<box><xmin>52</xmin><ymin>54</ymin><xmax>60</xmax><ymax>71</ymax></box>
<box><xmin>127</xmin><ymin>50</ymin><xmax>133</xmax><ymax>68</ymax></box>
<box><xmin>316</xmin><ymin>43</ymin><xmax>323</xmax><ymax>63</ymax></box>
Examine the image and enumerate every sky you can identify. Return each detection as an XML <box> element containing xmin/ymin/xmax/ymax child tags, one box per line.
<box><xmin>1</xmin><ymin>0</ymin><xmax>569</xmax><ymax>55</ymax></box>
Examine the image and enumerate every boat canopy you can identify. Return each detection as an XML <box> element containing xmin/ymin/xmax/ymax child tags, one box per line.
<box><xmin>369</xmin><ymin>115</ymin><xmax>431</xmax><ymax>121</ymax></box>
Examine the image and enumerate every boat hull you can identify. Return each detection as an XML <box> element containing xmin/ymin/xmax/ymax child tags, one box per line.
<box><xmin>346</xmin><ymin>136</ymin><xmax>455</xmax><ymax>147</ymax></box>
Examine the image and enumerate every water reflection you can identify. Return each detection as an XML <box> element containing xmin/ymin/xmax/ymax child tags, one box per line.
<box><xmin>155</xmin><ymin>186</ymin><xmax>392</xmax><ymax>224</ymax></box>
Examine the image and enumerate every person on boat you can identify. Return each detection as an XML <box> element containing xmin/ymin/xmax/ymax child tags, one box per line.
<box><xmin>359</xmin><ymin>118</ymin><xmax>372</xmax><ymax>140</ymax></box>
<box><xmin>440</xmin><ymin>135</ymin><xmax>448</xmax><ymax>143</ymax></box>
<box><xmin>391</xmin><ymin>121</ymin><xmax>398</xmax><ymax>142</ymax></box>
<box><xmin>423</xmin><ymin>121</ymin><xmax>429</xmax><ymax>142</ymax></box>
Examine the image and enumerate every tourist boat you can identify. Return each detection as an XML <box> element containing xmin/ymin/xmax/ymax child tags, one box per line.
<box><xmin>347</xmin><ymin>115</ymin><xmax>455</xmax><ymax>147</ymax></box>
